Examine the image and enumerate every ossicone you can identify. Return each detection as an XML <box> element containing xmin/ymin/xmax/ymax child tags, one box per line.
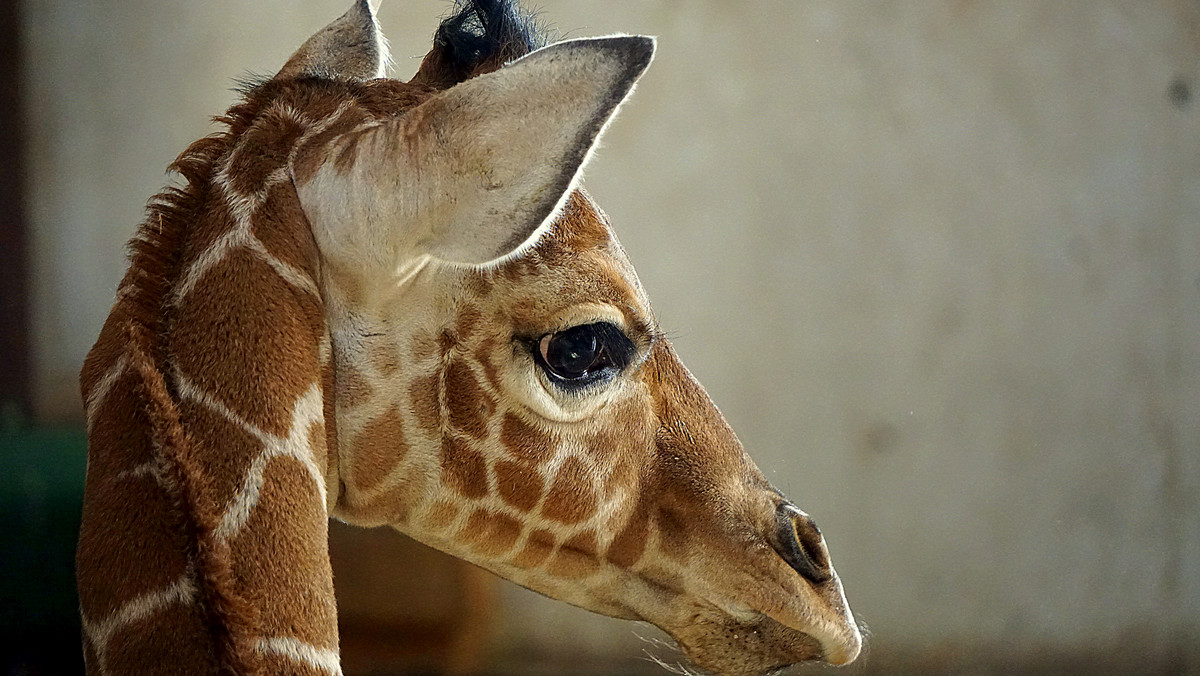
<box><xmin>277</xmin><ymin>0</ymin><xmax>390</xmax><ymax>81</ymax></box>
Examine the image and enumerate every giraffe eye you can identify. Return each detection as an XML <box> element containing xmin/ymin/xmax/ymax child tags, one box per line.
<box><xmin>534</xmin><ymin>322</ymin><xmax>635</xmax><ymax>387</ymax></box>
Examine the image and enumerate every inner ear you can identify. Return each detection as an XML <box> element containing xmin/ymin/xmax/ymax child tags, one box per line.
<box><xmin>293</xmin><ymin>35</ymin><xmax>655</xmax><ymax>272</ymax></box>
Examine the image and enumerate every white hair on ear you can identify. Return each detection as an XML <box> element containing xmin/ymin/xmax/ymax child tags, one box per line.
<box><xmin>363</xmin><ymin>0</ymin><xmax>392</xmax><ymax>78</ymax></box>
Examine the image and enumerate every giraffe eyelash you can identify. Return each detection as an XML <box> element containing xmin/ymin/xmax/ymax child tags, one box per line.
<box><xmin>527</xmin><ymin>321</ymin><xmax>637</xmax><ymax>394</ymax></box>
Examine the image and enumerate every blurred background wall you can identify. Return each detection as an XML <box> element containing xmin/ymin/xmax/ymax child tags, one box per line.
<box><xmin>12</xmin><ymin>0</ymin><xmax>1200</xmax><ymax>673</ymax></box>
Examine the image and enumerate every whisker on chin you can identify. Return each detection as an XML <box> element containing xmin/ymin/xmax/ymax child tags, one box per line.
<box><xmin>640</xmin><ymin>649</ymin><xmax>702</xmax><ymax>676</ymax></box>
<box><xmin>631</xmin><ymin>626</ymin><xmax>680</xmax><ymax>652</ymax></box>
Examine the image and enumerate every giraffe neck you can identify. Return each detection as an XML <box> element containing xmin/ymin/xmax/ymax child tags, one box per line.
<box><xmin>76</xmin><ymin>81</ymin><xmax>385</xmax><ymax>675</ymax></box>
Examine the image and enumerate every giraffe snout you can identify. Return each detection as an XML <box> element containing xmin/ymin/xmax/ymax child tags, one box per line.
<box><xmin>772</xmin><ymin>503</ymin><xmax>832</xmax><ymax>585</ymax></box>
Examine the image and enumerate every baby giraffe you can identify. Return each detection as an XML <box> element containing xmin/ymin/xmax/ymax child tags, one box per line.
<box><xmin>76</xmin><ymin>1</ymin><xmax>861</xmax><ymax>674</ymax></box>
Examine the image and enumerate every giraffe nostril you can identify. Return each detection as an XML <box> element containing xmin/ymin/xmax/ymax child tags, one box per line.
<box><xmin>773</xmin><ymin>503</ymin><xmax>833</xmax><ymax>584</ymax></box>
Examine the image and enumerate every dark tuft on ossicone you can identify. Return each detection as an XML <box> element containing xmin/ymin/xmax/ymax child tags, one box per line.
<box><xmin>411</xmin><ymin>0</ymin><xmax>551</xmax><ymax>89</ymax></box>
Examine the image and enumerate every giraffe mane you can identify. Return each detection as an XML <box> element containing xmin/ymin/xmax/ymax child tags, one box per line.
<box><xmin>123</xmin><ymin>323</ymin><xmax>259</xmax><ymax>673</ymax></box>
<box><xmin>92</xmin><ymin>73</ymin><xmax>436</xmax><ymax>671</ymax></box>
<box><xmin>108</xmin><ymin>97</ymin><xmax>272</xmax><ymax>673</ymax></box>
<box><xmin>119</xmin><ymin>97</ymin><xmax>258</xmax><ymax>360</ymax></box>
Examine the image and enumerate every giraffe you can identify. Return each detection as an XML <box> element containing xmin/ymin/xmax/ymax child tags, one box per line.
<box><xmin>75</xmin><ymin>1</ymin><xmax>862</xmax><ymax>675</ymax></box>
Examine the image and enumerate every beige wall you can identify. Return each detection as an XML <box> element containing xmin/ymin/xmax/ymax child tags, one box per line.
<box><xmin>25</xmin><ymin>0</ymin><xmax>1200</xmax><ymax>670</ymax></box>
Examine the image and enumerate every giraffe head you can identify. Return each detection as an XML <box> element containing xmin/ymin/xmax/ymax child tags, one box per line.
<box><xmin>288</xmin><ymin>2</ymin><xmax>860</xmax><ymax>673</ymax></box>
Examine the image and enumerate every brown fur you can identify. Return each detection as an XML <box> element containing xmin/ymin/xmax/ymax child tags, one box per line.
<box><xmin>349</xmin><ymin>405</ymin><xmax>408</xmax><ymax>490</ymax></box>
<box><xmin>540</xmin><ymin>457</ymin><xmax>597</xmax><ymax>525</ymax></box>
<box><xmin>79</xmin><ymin>5</ymin><xmax>862</xmax><ymax>673</ymax></box>
<box><xmin>510</xmin><ymin>528</ymin><xmax>557</xmax><ymax>568</ymax></box>
<box><xmin>500</xmin><ymin>411</ymin><xmax>555</xmax><ymax>464</ymax></box>
<box><xmin>443</xmin><ymin>359</ymin><xmax>496</xmax><ymax>439</ymax></box>
<box><xmin>78</xmin><ymin>72</ymin><xmax>434</xmax><ymax>676</ymax></box>
<box><xmin>439</xmin><ymin>436</ymin><xmax>490</xmax><ymax>499</ymax></box>
<box><xmin>546</xmin><ymin>531</ymin><xmax>602</xmax><ymax>579</ymax></box>
<box><xmin>494</xmin><ymin>459</ymin><xmax>544</xmax><ymax>512</ymax></box>
<box><xmin>464</xmin><ymin>509</ymin><xmax>523</xmax><ymax>556</ymax></box>
<box><xmin>408</xmin><ymin>372</ymin><xmax>444</xmax><ymax>435</ymax></box>
<box><xmin>78</xmin><ymin>90</ymin><xmax>263</xmax><ymax>671</ymax></box>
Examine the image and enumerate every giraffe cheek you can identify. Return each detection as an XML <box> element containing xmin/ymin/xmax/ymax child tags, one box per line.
<box><xmin>444</xmin><ymin>359</ymin><xmax>495</xmax><ymax>439</ymax></box>
<box><xmin>604</xmin><ymin>503</ymin><xmax>651</xmax><ymax>569</ymax></box>
<box><xmin>463</xmin><ymin>509</ymin><xmax>522</xmax><ymax>556</ymax></box>
<box><xmin>495</xmin><ymin>459</ymin><xmax>544</xmax><ymax>512</ymax></box>
<box><xmin>540</xmin><ymin>456</ymin><xmax>598</xmax><ymax>525</ymax></box>
<box><xmin>439</xmin><ymin>437</ymin><xmax>490</xmax><ymax>499</ymax></box>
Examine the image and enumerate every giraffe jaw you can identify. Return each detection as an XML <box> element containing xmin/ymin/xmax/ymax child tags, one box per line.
<box><xmin>660</xmin><ymin>611</ymin><xmax>830</xmax><ymax>676</ymax></box>
<box><xmin>630</xmin><ymin>560</ymin><xmax>861</xmax><ymax>675</ymax></box>
<box><xmin>660</xmin><ymin>604</ymin><xmax>860</xmax><ymax>676</ymax></box>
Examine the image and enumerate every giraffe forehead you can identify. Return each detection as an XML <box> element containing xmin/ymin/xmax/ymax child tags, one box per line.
<box><xmin>468</xmin><ymin>250</ymin><xmax>652</xmax><ymax>340</ymax></box>
<box><xmin>461</xmin><ymin>191</ymin><xmax>653</xmax><ymax>332</ymax></box>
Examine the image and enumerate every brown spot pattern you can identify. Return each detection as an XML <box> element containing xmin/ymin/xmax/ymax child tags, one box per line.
<box><xmin>350</xmin><ymin>405</ymin><xmax>408</xmax><ymax>491</ymax></box>
<box><xmin>510</xmin><ymin>528</ymin><xmax>556</xmax><ymax>569</ymax></box>
<box><xmin>500</xmin><ymin>413</ymin><xmax>555</xmax><ymax>465</ymax></box>
<box><xmin>464</xmin><ymin>509</ymin><xmax>523</xmax><ymax>556</ymax></box>
<box><xmin>225</xmin><ymin>110</ymin><xmax>306</xmax><ymax>196</ymax></box>
<box><xmin>408</xmin><ymin>373</ymin><xmax>442</xmax><ymax>436</ymax></box>
<box><xmin>291</xmin><ymin>106</ymin><xmax>372</xmax><ymax>185</ymax></box>
<box><xmin>547</xmin><ymin>531</ymin><xmax>601</xmax><ymax>579</ymax></box>
<box><xmin>656</xmin><ymin>505</ymin><xmax>692</xmax><ymax>562</ymax></box>
<box><xmin>494</xmin><ymin>460</ymin><xmax>544</xmax><ymax>512</ymax></box>
<box><xmin>474</xmin><ymin>339</ymin><xmax>503</xmax><ymax>393</ymax></box>
<box><xmin>80</xmin><ymin>369</ymin><xmax>156</xmax><ymax>483</ymax></box>
<box><xmin>176</xmin><ymin>200</ymin><xmax>237</xmax><ymax>280</ymax></box>
<box><xmin>410</xmin><ymin>332</ymin><xmax>439</xmax><ymax>362</ymax></box>
<box><xmin>178</xmin><ymin>400</ymin><xmax>263</xmax><ymax>512</ymax></box>
<box><xmin>368</xmin><ymin>339</ymin><xmax>400</xmax><ymax>375</ymax></box>
<box><xmin>104</xmin><ymin>601</ymin><xmax>221</xmax><ymax>674</ymax></box>
<box><xmin>251</xmin><ymin>180</ymin><xmax>321</xmax><ymax>275</ymax></box>
<box><xmin>541</xmin><ymin>457</ymin><xmax>597</xmax><ymax>525</ymax></box>
<box><xmin>331</xmin><ymin>128</ymin><xmax>367</xmax><ymax>175</ymax></box>
<box><xmin>439</xmin><ymin>436</ymin><xmax>489</xmax><ymax>499</ymax></box>
<box><xmin>423</xmin><ymin>499</ymin><xmax>461</xmax><ymax>532</ymax></box>
<box><xmin>360</xmin><ymin>470</ymin><xmax>426</xmax><ymax>525</ymax></box>
<box><xmin>80</xmin><ymin>74</ymin><xmax>430</xmax><ymax>673</ymax></box>
<box><xmin>455</xmin><ymin>306</ymin><xmax>484</xmax><ymax>340</ymax></box>
<box><xmin>436</xmin><ymin>330</ymin><xmax>456</xmax><ymax>355</ymax></box>
<box><xmin>80</xmin><ymin>311</ymin><xmax>129</xmax><ymax>404</ymax></box>
<box><xmin>171</xmin><ymin>249</ymin><xmax>318</xmax><ymax>436</ymax></box>
<box><xmin>76</xmin><ymin>474</ymin><xmax>192</xmax><ymax>621</ymax></box>
<box><xmin>444</xmin><ymin>360</ymin><xmax>495</xmax><ymax>440</ymax></box>
<box><xmin>229</xmin><ymin>456</ymin><xmax>337</xmax><ymax>648</ymax></box>
<box><xmin>338</xmin><ymin>361</ymin><xmax>374</xmax><ymax>409</ymax></box>
<box><xmin>606</xmin><ymin>502</ymin><xmax>651</xmax><ymax>569</ymax></box>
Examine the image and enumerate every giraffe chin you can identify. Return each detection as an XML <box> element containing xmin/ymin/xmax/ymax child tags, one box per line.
<box><xmin>664</xmin><ymin>611</ymin><xmax>828</xmax><ymax>676</ymax></box>
<box><xmin>643</xmin><ymin>567</ymin><xmax>861</xmax><ymax>675</ymax></box>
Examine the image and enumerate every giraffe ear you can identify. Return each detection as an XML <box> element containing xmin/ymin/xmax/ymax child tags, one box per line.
<box><xmin>293</xmin><ymin>35</ymin><xmax>654</xmax><ymax>268</ymax></box>
<box><xmin>277</xmin><ymin>0</ymin><xmax>388</xmax><ymax>81</ymax></box>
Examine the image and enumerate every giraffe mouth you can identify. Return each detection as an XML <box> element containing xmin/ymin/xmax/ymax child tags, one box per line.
<box><xmin>640</xmin><ymin>571</ymin><xmax>859</xmax><ymax>676</ymax></box>
<box><xmin>661</xmin><ymin>608</ymin><xmax>829</xmax><ymax>676</ymax></box>
<box><xmin>758</xmin><ymin>608</ymin><xmax>860</xmax><ymax>666</ymax></box>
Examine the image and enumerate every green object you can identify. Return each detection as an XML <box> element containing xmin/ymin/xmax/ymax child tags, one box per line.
<box><xmin>0</xmin><ymin>423</ymin><xmax>88</xmax><ymax>673</ymax></box>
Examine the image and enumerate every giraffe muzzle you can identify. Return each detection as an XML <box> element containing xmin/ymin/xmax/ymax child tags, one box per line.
<box><xmin>772</xmin><ymin>503</ymin><xmax>832</xmax><ymax>585</ymax></box>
